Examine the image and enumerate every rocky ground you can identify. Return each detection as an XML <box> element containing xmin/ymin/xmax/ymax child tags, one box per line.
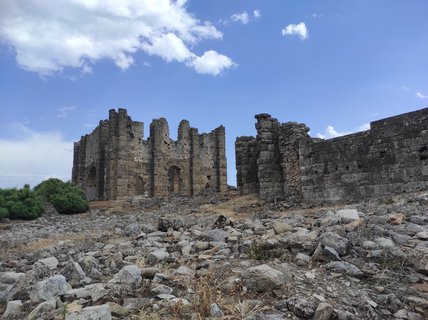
<box><xmin>0</xmin><ymin>190</ymin><xmax>427</xmax><ymax>320</ymax></box>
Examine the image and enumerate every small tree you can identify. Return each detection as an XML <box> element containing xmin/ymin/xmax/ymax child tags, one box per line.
<box><xmin>34</xmin><ymin>178</ymin><xmax>89</xmax><ymax>214</ymax></box>
<box><xmin>0</xmin><ymin>185</ymin><xmax>44</xmax><ymax>220</ymax></box>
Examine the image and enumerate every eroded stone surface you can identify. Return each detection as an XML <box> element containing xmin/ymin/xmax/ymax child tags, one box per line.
<box><xmin>72</xmin><ymin>109</ymin><xmax>227</xmax><ymax>200</ymax></box>
<box><xmin>236</xmin><ymin>108</ymin><xmax>428</xmax><ymax>203</ymax></box>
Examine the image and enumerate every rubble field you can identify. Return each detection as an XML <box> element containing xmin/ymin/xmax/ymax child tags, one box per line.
<box><xmin>0</xmin><ymin>190</ymin><xmax>427</xmax><ymax>320</ymax></box>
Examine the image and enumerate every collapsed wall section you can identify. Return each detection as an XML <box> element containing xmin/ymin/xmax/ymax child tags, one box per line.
<box><xmin>236</xmin><ymin>108</ymin><xmax>428</xmax><ymax>204</ymax></box>
<box><xmin>236</xmin><ymin>114</ymin><xmax>310</xmax><ymax>201</ymax></box>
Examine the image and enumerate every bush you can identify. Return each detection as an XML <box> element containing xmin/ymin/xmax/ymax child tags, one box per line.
<box><xmin>34</xmin><ymin>178</ymin><xmax>89</xmax><ymax>214</ymax></box>
<box><xmin>0</xmin><ymin>185</ymin><xmax>44</xmax><ymax>220</ymax></box>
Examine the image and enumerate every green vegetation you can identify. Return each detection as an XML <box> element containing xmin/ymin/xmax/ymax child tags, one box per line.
<box><xmin>0</xmin><ymin>179</ymin><xmax>88</xmax><ymax>220</ymax></box>
<box><xmin>0</xmin><ymin>185</ymin><xmax>44</xmax><ymax>220</ymax></box>
<box><xmin>34</xmin><ymin>178</ymin><xmax>89</xmax><ymax>214</ymax></box>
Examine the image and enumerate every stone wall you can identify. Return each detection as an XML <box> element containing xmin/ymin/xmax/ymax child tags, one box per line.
<box><xmin>73</xmin><ymin>109</ymin><xmax>227</xmax><ymax>200</ymax></box>
<box><xmin>236</xmin><ymin>108</ymin><xmax>428</xmax><ymax>204</ymax></box>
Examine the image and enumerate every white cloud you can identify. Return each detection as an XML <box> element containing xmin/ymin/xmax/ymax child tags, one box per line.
<box><xmin>316</xmin><ymin>126</ymin><xmax>350</xmax><ymax>139</ymax></box>
<box><xmin>189</xmin><ymin>50</ymin><xmax>236</xmax><ymax>76</ymax></box>
<box><xmin>358</xmin><ymin>123</ymin><xmax>370</xmax><ymax>131</ymax></box>
<box><xmin>231</xmin><ymin>11</ymin><xmax>249</xmax><ymax>25</ymax></box>
<box><xmin>282</xmin><ymin>22</ymin><xmax>308</xmax><ymax>40</ymax></box>
<box><xmin>57</xmin><ymin>105</ymin><xmax>76</xmax><ymax>118</ymax></box>
<box><xmin>142</xmin><ymin>33</ymin><xmax>195</xmax><ymax>62</ymax></box>
<box><xmin>0</xmin><ymin>0</ymin><xmax>232</xmax><ymax>76</ymax></box>
<box><xmin>253</xmin><ymin>10</ymin><xmax>261</xmax><ymax>19</ymax></box>
<box><xmin>416</xmin><ymin>92</ymin><xmax>427</xmax><ymax>99</ymax></box>
<box><xmin>312</xmin><ymin>13</ymin><xmax>323</xmax><ymax>19</ymax></box>
<box><xmin>0</xmin><ymin>124</ymin><xmax>73</xmax><ymax>188</ymax></box>
<box><xmin>316</xmin><ymin>123</ymin><xmax>370</xmax><ymax>139</ymax></box>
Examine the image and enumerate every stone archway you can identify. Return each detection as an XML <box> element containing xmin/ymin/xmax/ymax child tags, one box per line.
<box><xmin>168</xmin><ymin>166</ymin><xmax>181</xmax><ymax>194</ymax></box>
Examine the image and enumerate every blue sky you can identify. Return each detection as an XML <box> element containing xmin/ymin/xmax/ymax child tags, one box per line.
<box><xmin>0</xmin><ymin>0</ymin><xmax>427</xmax><ymax>188</ymax></box>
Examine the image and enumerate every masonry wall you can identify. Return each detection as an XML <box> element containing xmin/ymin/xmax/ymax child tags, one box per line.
<box><xmin>300</xmin><ymin>108</ymin><xmax>428</xmax><ymax>204</ymax></box>
<box><xmin>236</xmin><ymin>108</ymin><xmax>428</xmax><ymax>204</ymax></box>
<box><xmin>73</xmin><ymin>109</ymin><xmax>227</xmax><ymax>200</ymax></box>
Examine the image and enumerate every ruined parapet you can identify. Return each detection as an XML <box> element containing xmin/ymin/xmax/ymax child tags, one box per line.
<box><xmin>300</xmin><ymin>107</ymin><xmax>428</xmax><ymax>204</ymax></box>
<box><xmin>236</xmin><ymin>107</ymin><xmax>428</xmax><ymax>204</ymax></box>
<box><xmin>72</xmin><ymin>109</ymin><xmax>227</xmax><ymax>200</ymax></box>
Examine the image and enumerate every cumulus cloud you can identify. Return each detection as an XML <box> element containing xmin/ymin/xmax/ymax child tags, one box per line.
<box><xmin>416</xmin><ymin>92</ymin><xmax>427</xmax><ymax>99</ymax></box>
<box><xmin>0</xmin><ymin>0</ymin><xmax>234</xmax><ymax>76</ymax></box>
<box><xmin>57</xmin><ymin>105</ymin><xmax>76</xmax><ymax>118</ymax></box>
<box><xmin>142</xmin><ymin>33</ymin><xmax>195</xmax><ymax>62</ymax></box>
<box><xmin>0</xmin><ymin>124</ymin><xmax>73</xmax><ymax>188</ymax></box>
<box><xmin>231</xmin><ymin>11</ymin><xmax>249</xmax><ymax>25</ymax></box>
<box><xmin>253</xmin><ymin>10</ymin><xmax>261</xmax><ymax>19</ymax></box>
<box><xmin>316</xmin><ymin>123</ymin><xmax>370</xmax><ymax>139</ymax></box>
<box><xmin>316</xmin><ymin>126</ymin><xmax>351</xmax><ymax>139</ymax></box>
<box><xmin>189</xmin><ymin>50</ymin><xmax>236</xmax><ymax>76</ymax></box>
<box><xmin>282</xmin><ymin>22</ymin><xmax>308</xmax><ymax>40</ymax></box>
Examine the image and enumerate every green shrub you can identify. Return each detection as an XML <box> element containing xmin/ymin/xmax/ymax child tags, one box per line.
<box><xmin>0</xmin><ymin>185</ymin><xmax>44</xmax><ymax>220</ymax></box>
<box><xmin>34</xmin><ymin>178</ymin><xmax>88</xmax><ymax>214</ymax></box>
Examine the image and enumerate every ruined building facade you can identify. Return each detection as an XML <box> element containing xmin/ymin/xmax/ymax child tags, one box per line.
<box><xmin>72</xmin><ymin>109</ymin><xmax>227</xmax><ymax>200</ymax></box>
<box><xmin>236</xmin><ymin>108</ymin><xmax>428</xmax><ymax>204</ymax></box>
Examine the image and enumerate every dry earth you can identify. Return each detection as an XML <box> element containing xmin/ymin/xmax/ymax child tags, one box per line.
<box><xmin>0</xmin><ymin>190</ymin><xmax>427</xmax><ymax>319</ymax></box>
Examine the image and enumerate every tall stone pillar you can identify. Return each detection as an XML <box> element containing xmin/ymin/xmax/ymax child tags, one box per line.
<box><xmin>215</xmin><ymin>126</ymin><xmax>228</xmax><ymax>192</ymax></box>
<box><xmin>150</xmin><ymin>118</ymin><xmax>170</xmax><ymax>196</ymax></box>
<box><xmin>178</xmin><ymin>120</ymin><xmax>192</xmax><ymax>196</ymax></box>
<box><xmin>255</xmin><ymin>114</ymin><xmax>284</xmax><ymax>198</ymax></box>
<box><xmin>190</xmin><ymin>128</ymin><xmax>202</xmax><ymax>196</ymax></box>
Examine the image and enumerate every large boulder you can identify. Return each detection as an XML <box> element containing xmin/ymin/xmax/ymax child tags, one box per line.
<box><xmin>287</xmin><ymin>297</ymin><xmax>316</xmax><ymax>319</ymax></box>
<box><xmin>318</xmin><ymin>232</ymin><xmax>349</xmax><ymax>256</ymax></box>
<box><xmin>324</xmin><ymin>261</ymin><xmax>363</xmax><ymax>277</ymax></box>
<box><xmin>65</xmin><ymin>304</ymin><xmax>111</xmax><ymax>320</ymax></box>
<box><xmin>146</xmin><ymin>250</ymin><xmax>169</xmax><ymax>266</ymax></box>
<box><xmin>2</xmin><ymin>300</ymin><xmax>23</xmax><ymax>319</ymax></box>
<box><xmin>242</xmin><ymin>264</ymin><xmax>288</xmax><ymax>292</ymax></box>
<box><xmin>65</xmin><ymin>283</ymin><xmax>107</xmax><ymax>302</ymax></box>
<box><xmin>30</xmin><ymin>275</ymin><xmax>71</xmax><ymax>304</ymax></box>
<box><xmin>199</xmin><ymin>229</ymin><xmax>230</xmax><ymax>242</ymax></box>
<box><xmin>28</xmin><ymin>299</ymin><xmax>57</xmax><ymax>320</ymax></box>
<box><xmin>335</xmin><ymin>209</ymin><xmax>359</xmax><ymax>223</ymax></box>
<box><xmin>124</xmin><ymin>223</ymin><xmax>142</xmax><ymax>237</ymax></box>
<box><xmin>61</xmin><ymin>261</ymin><xmax>86</xmax><ymax>286</ymax></box>
<box><xmin>0</xmin><ymin>272</ymin><xmax>25</xmax><ymax>284</ymax></box>
<box><xmin>107</xmin><ymin>265</ymin><xmax>141</xmax><ymax>288</ymax></box>
<box><xmin>78</xmin><ymin>256</ymin><xmax>99</xmax><ymax>274</ymax></box>
<box><xmin>37</xmin><ymin>257</ymin><xmax>59</xmax><ymax>270</ymax></box>
<box><xmin>313</xmin><ymin>302</ymin><xmax>334</xmax><ymax>320</ymax></box>
<box><xmin>7</xmin><ymin>264</ymin><xmax>51</xmax><ymax>301</ymax></box>
<box><xmin>273</xmin><ymin>221</ymin><xmax>293</xmax><ymax>234</ymax></box>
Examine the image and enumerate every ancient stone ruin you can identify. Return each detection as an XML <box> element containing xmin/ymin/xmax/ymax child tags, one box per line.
<box><xmin>72</xmin><ymin>109</ymin><xmax>227</xmax><ymax>200</ymax></box>
<box><xmin>236</xmin><ymin>107</ymin><xmax>428</xmax><ymax>204</ymax></box>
